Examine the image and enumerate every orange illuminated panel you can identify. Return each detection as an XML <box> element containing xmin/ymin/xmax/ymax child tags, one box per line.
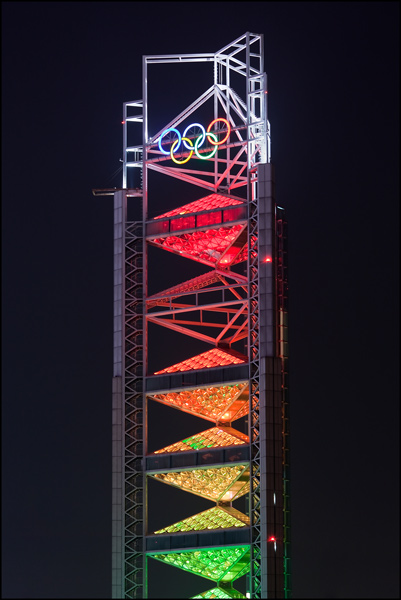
<box><xmin>149</xmin><ymin>382</ymin><xmax>249</xmax><ymax>423</ymax></box>
<box><xmin>152</xmin><ymin>427</ymin><xmax>249</xmax><ymax>454</ymax></box>
<box><xmin>152</xmin><ymin>464</ymin><xmax>249</xmax><ymax>502</ymax></box>
<box><xmin>154</xmin><ymin>348</ymin><xmax>247</xmax><ymax>375</ymax></box>
<box><xmin>155</xmin><ymin>193</ymin><xmax>243</xmax><ymax>219</ymax></box>
<box><xmin>153</xmin><ymin>505</ymin><xmax>249</xmax><ymax>535</ymax></box>
<box><xmin>149</xmin><ymin>224</ymin><xmax>246</xmax><ymax>267</ymax></box>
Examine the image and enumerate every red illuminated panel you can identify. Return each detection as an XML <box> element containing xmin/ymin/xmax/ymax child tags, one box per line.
<box><xmin>149</xmin><ymin>224</ymin><xmax>247</xmax><ymax>267</ymax></box>
<box><xmin>170</xmin><ymin>216</ymin><xmax>196</xmax><ymax>231</ymax></box>
<box><xmin>155</xmin><ymin>193</ymin><xmax>243</xmax><ymax>219</ymax></box>
<box><xmin>154</xmin><ymin>347</ymin><xmax>247</xmax><ymax>374</ymax></box>
<box><xmin>149</xmin><ymin>382</ymin><xmax>249</xmax><ymax>423</ymax></box>
<box><xmin>196</xmin><ymin>211</ymin><xmax>222</xmax><ymax>227</ymax></box>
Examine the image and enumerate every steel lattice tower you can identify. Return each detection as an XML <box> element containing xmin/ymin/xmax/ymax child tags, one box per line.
<box><xmin>96</xmin><ymin>32</ymin><xmax>290</xmax><ymax>599</ymax></box>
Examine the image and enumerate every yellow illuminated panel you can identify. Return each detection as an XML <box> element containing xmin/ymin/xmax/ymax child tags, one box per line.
<box><xmin>149</xmin><ymin>383</ymin><xmax>249</xmax><ymax>423</ymax></box>
<box><xmin>153</xmin><ymin>427</ymin><xmax>249</xmax><ymax>454</ymax></box>
<box><xmin>153</xmin><ymin>505</ymin><xmax>249</xmax><ymax>534</ymax></box>
<box><xmin>152</xmin><ymin>465</ymin><xmax>249</xmax><ymax>502</ymax></box>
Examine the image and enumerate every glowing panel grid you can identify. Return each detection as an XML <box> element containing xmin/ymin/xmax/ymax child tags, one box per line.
<box><xmin>152</xmin><ymin>464</ymin><xmax>249</xmax><ymax>502</ymax></box>
<box><xmin>191</xmin><ymin>587</ymin><xmax>246</xmax><ymax>599</ymax></box>
<box><xmin>149</xmin><ymin>546</ymin><xmax>250</xmax><ymax>582</ymax></box>
<box><xmin>149</xmin><ymin>224</ymin><xmax>247</xmax><ymax>267</ymax></box>
<box><xmin>149</xmin><ymin>382</ymin><xmax>248</xmax><ymax>423</ymax></box>
<box><xmin>152</xmin><ymin>427</ymin><xmax>249</xmax><ymax>454</ymax></box>
<box><xmin>154</xmin><ymin>348</ymin><xmax>247</xmax><ymax>375</ymax></box>
<box><xmin>153</xmin><ymin>505</ymin><xmax>249</xmax><ymax>535</ymax></box>
<box><xmin>155</xmin><ymin>194</ymin><xmax>243</xmax><ymax>219</ymax></box>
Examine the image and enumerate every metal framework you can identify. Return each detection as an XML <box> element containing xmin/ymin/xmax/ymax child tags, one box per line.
<box><xmin>101</xmin><ymin>32</ymin><xmax>290</xmax><ymax>599</ymax></box>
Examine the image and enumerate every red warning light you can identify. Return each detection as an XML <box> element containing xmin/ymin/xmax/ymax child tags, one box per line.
<box><xmin>268</xmin><ymin>536</ymin><xmax>276</xmax><ymax>542</ymax></box>
<box><xmin>122</xmin><ymin>121</ymin><xmax>125</xmax><ymax>125</ymax></box>
<box><xmin>264</xmin><ymin>256</ymin><xmax>272</xmax><ymax>263</ymax></box>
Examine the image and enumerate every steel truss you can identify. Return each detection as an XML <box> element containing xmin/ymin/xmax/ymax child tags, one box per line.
<box><xmin>109</xmin><ymin>32</ymin><xmax>290</xmax><ymax>599</ymax></box>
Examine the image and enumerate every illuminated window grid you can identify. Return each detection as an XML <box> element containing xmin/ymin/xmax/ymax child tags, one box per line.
<box><xmin>148</xmin><ymin>546</ymin><xmax>250</xmax><ymax>583</ymax></box>
<box><xmin>155</xmin><ymin>193</ymin><xmax>243</xmax><ymax>219</ymax></box>
<box><xmin>149</xmin><ymin>224</ymin><xmax>246</xmax><ymax>266</ymax></box>
<box><xmin>149</xmin><ymin>382</ymin><xmax>249</xmax><ymax>423</ymax></box>
<box><xmin>152</xmin><ymin>427</ymin><xmax>249</xmax><ymax>454</ymax></box>
<box><xmin>191</xmin><ymin>586</ymin><xmax>246</xmax><ymax>599</ymax></box>
<box><xmin>154</xmin><ymin>348</ymin><xmax>247</xmax><ymax>375</ymax></box>
<box><xmin>151</xmin><ymin>464</ymin><xmax>249</xmax><ymax>502</ymax></box>
<box><xmin>153</xmin><ymin>505</ymin><xmax>249</xmax><ymax>535</ymax></box>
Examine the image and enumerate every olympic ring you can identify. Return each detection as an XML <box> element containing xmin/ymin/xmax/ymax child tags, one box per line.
<box><xmin>194</xmin><ymin>132</ymin><xmax>218</xmax><ymax>160</ymax></box>
<box><xmin>207</xmin><ymin>118</ymin><xmax>230</xmax><ymax>146</ymax></box>
<box><xmin>183</xmin><ymin>123</ymin><xmax>205</xmax><ymax>150</ymax></box>
<box><xmin>158</xmin><ymin>128</ymin><xmax>182</xmax><ymax>155</ymax></box>
<box><xmin>157</xmin><ymin>118</ymin><xmax>230</xmax><ymax>161</ymax></box>
<box><xmin>171</xmin><ymin>137</ymin><xmax>194</xmax><ymax>164</ymax></box>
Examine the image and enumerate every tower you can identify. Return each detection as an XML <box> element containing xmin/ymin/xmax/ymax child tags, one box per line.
<box><xmin>97</xmin><ymin>32</ymin><xmax>290</xmax><ymax>599</ymax></box>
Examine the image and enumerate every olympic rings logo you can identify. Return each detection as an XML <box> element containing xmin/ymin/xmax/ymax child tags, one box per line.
<box><xmin>157</xmin><ymin>118</ymin><xmax>231</xmax><ymax>164</ymax></box>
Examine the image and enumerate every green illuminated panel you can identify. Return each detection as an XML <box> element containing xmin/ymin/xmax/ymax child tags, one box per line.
<box><xmin>153</xmin><ymin>426</ymin><xmax>249</xmax><ymax>454</ymax></box>
<box><xmin>153</xmin><ymin>506</ymin><xmax>249</xmax><ymax>534</ymax></box>
<box><xmin>148</xmin><ymin>546</ymin><xmax>250</xmax><ymax>582</ymax></box>
<box><xmin>152</xmin><ymin>465</ymin><xmax>249</xmax><ymax>501</ymax></box>
<box><xmin>191</xmin><ymin>586</ymin><xmax>245</xmax><ymax>598</ymax></box>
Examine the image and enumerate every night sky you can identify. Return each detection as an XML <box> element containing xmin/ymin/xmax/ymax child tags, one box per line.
<box><xmin>2</xmin><ymin>2</ymin><xmax>399</xmax><ymax>599</ymax></box>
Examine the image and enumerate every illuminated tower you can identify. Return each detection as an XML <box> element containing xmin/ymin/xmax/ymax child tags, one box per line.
<box><xmin>95</xmin><ymin>32</ymin><xmax>290</xmax><ymax>599</ymax></box>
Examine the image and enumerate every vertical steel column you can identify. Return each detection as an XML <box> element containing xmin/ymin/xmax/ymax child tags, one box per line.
<box><xmin>257</xmin><ymin>163</ymin><xmax>278</xmax><ymax>598</ymax></box>
<box><xmin>276</xmin><ymin>208</ymin><xmax>291</xmax><ymax>597</ymax></box>
<box><xmin>123</xmin><ymin>218</ymin><xmax>144</xmax><ymax>599</ymax></box>
<box><xmin>112</xmin><ymin>190</ymin><xmax>126</xmax><ymax>598</ymax></box>
<box><xmin>141</xmin><ymin>53</ymin><xmax>149</xmax><ymax>600</ymax></box>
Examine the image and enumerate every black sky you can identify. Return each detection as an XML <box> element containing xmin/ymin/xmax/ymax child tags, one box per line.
<box><xmin>2</xmin><ymin>2</ymin><xmax>400</xmax><ymax>599</ymax></box>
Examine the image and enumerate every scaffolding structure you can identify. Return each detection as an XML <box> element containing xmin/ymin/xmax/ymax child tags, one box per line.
<box><xmin>102</xmin><ymin>32</ymin><xmax>290</xmax><ymax>599</ymax></box>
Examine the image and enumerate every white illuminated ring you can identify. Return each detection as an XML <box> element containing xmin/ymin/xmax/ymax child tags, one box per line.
<box><xmin>182</xmin><ymin>123</ymin><xmax>206</xmax><ymax>150</ymax></box>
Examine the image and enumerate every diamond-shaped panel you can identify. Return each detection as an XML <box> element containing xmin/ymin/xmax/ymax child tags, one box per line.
<box><xmin>152</xmin><ymin>427</ymin><xmax>249</xmax><ymax>454</ymax></box>
<box><xmin>151</xmin><ymin>465</ymin><xmax>249</xmax><ymax>502</ymax></box>
<box><xmin>149</xmin><ymin>382</ymin><xmax>248</xmax><ymax>423</ymax></box>
<box><xmin>148</xmin><ymin>546</ymin><xmax>250</xmax><ymax>583</ymax></box>
<box><xmin>149</xmin><ymin>224</ymin><xmax>247</xmax><ymax>267</ymax></box>
<box><xmin>154</xmin><ymin>348</ymin><xmax>247</xmax><ymax>375</ymax></box>
<box><xmin>153</xmin><ymin>505</ymin><xmax>249</xmax><ymax>534</ymax></box>
<box><xmin>191</xmin><ymin>586</ymin><xmax>246</xmax><ymax>599</ymax></box>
